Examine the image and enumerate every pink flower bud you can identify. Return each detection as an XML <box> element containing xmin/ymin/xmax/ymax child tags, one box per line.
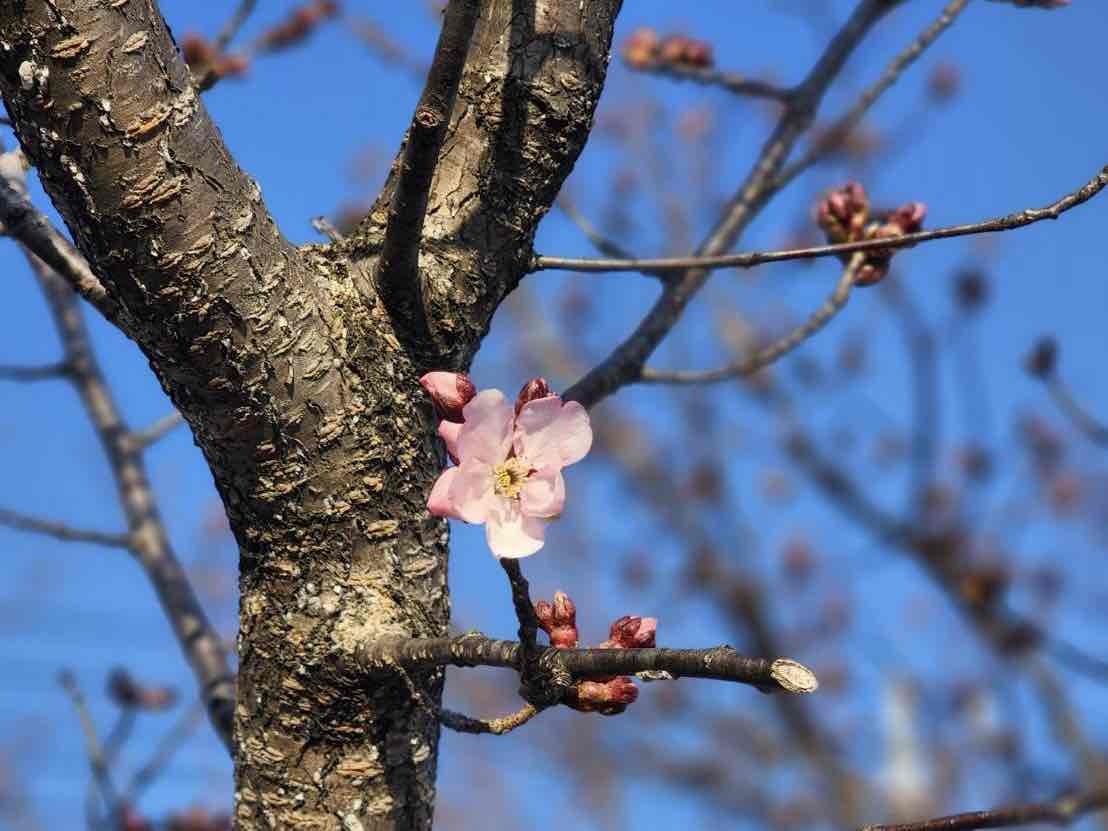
<box><xmin>419</xmin><ymin>371</ymin><xmax>476</xmax><ymax>423</ymax></box>
<box><xmin>602</xmin><ymin>615</ymin><xmax>657</xmax><ymax>649</ymax></box>
<box><xmin>569</xmin><ymin>676</ymin><xmax>639</xmax><ymax>715</ymax></box>
<box><xmin>885</xmin><ymin>202</ymin><xmax>927</xmax><ymax>235</ymax></box>
<box><xmin>816</xmin><ymin>182</ymin><xmax>869</xmax><ymax>244</ymax></box>
<box><xmin>514</xmin><ymin>376</ymin><xmax>554</xmax><ymax>416</ymax></box>
<box><xmin>535</xmin><ymin>590</ymin><xmax>578</xmax><ymax>648</ymax></box>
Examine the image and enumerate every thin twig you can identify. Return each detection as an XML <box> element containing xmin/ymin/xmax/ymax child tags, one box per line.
<box><xmin>0</xmin><ymin>507</ymin><xmax>131</xmax><ymax>549</ymax></box>
<box><xmin>375</xmin><ymin>0</ymin><xmax>480</xmax><ymax>337</ymax></box>
<box><xmin>640</xmin><ymin>254</ymin><xmax>863</xmax><ymax>384</ymax></box>
<box><xmin>357</xmin><ymin>634</ymin><xmax>819</xmax><ymax>695</ymax></box>
<box><xmin>861</xmin><ymin>788</ymin><xmax>1108</xmax><ymax>831</ymax></box>
<box><xmin>535</xmin><ymin>165</ymin><xmax>1108</xmax><ymax>276</ymax></box>
<box><xmin>124</xmin><ymin>699</ymin><xmax>206</xmax><ymax>802</ymax></box>
<box><xmin>1045</xmin><ymin>375</ymin><xmax>1108</xmax><ymax>446</ymax></box>
<box><xmin>500</xmin><ymin>560</ymin><xmax>540</xmax><ymax>659</ymax></box>
<box><xmin>777</xmin><ymin>0</ymin><xmax>972</xmax><ymax>190</ymax></box>
<box><xmin>130</xmin><ymin>411</ymin><xmax>186</xmax><ymax>451</ymax></box>
<box><xmin>556</xmin><ymin>196</ymin><xmax>668</xmax><ymax>278</ymax></box>
<box><xmin>640</xmin><ymin>62</ymin><xmax>792</xmax><ymax>102</ymax></box>
<box><xmin>213</xmin><ymin>0</ymin><xmax>258</xmax><ymax>52</ymax></box>
<box><xmin>0</xmin><ymin>361</ymin><xmax>69</xmax><ymax>382</ymax></box>
<box><xmin>0</xmin><ymin>151</ymin><xmax>122</xmax><ymax>325</ymax></box>
<box><xmin>58</xmin><ymin>671</ymin><xmax>121</xmax><ymax>826</ymax></box>
<box><xmin>441</xmin><ymin>703</ymin><xmax>541</xmax><ymax>736</ymax></box>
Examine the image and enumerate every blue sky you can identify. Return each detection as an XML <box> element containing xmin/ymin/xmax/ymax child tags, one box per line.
<box><xmin>3</xmin><ymin>1</ymin><xmax>1108</xmax><ymax>828</ymax></box>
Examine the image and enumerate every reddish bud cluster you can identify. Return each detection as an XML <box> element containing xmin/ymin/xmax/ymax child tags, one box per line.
<box><xmin>1025</xmin><ymin>336</ymin><xmax>1058</xmax><ymax>378</ymax></box>
<box><xmin>257</xmin><ymin>1</ymin><xmax>341</xmax><ymax>52</ymax></box>
<box><xmin>180</xmin><ymin>34</ymin><xmax>250</xmax><ymax>84</ymax></box>
<box><xmin>533</xmin><ymin>592</ymin><xmax>657</xmax><ymax>715</ymax></box>
<box><xmin>621</xmin><ymin>27</ymin><xmax>714</xmax><ymax>71</ymax></box>
<box><xmin>166</xmin><ymin>806</ymin><xmax>233</xmax><ymax>831</ymax></box>
<box><xmin>928</xmin><ymin>63</ymin><xmax>962</xmax><ymax>102</ymax></box>
<box><xmin>814</xmin><ymin>182</ymin><xmax>927</xmax><ymax>286</ymax></box>
<box><xmin>107</xmin><ymin>668</ymin><xmax>178</xmax><ymax>711</ymax></box>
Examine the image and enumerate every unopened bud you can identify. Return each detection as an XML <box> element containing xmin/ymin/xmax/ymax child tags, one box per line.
<box><xmin>816</xmin><ymin>182</ymin><xmax>869</xmax><ymax>244</ymax></box>
<box><xmin>569</xmin><ymin>676</ymin><xmax>639</xmax><ymax>715</ymax></box>
<box><xmin>1025</xmin><ymin>337</ymin><xmax>1058</xmax><ymax>378</ymax></box>
<box><xmin>534</xmin><ymin>590</ymin><xmax>578</xmax><ymax>648</ymax></box>
<box><xmin>884</xmin><ymin>202</ymin><xmax>927</xmax><ymax>235</ymax></box>
<box><xmin>622</xmin><ymin>27</ymin><xmax>659</xmax><ymax>69</ymax></box>
<box><xmin>515</xmin><ymin>376</ymin><xmax>553</xmax><ymax>415</ymax></box>
<box><xmin>602</xmin><ymin>615</ymin><xmax>657</xmax><ymax>649</ymax></box>
<box><xmin>419</xmin><ymin>371</ymin><xmax>476</xmax><ymax>422</ymax></box>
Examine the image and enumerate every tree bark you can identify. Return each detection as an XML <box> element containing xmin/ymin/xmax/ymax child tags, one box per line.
<box><xmin>0</xmin><ymin>0</ymin><xmax>621</xmax><ymax>827</ymax></box>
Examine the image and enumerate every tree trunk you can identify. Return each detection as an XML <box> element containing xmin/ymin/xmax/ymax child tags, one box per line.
<box><xmin>0</xmin><ymin>0</ymin><xmax>620</xmax><ymax>826</ymax></box>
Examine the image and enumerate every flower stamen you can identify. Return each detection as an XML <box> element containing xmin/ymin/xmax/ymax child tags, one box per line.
<box><xmin>492</xmin><ymin>458</ymin><xmax>529</xmax><ymax>499</ymax></box>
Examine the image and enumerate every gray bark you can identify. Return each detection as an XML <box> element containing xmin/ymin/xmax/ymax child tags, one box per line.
<box><xmin>0</xmin><ymin>0</ymin><xmax>621</xmax><ymax>827</ymax></box>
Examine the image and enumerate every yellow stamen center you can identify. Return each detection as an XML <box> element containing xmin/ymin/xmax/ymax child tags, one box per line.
<box><xmin>492</xmin><ymin>458</ymin><xmax>529</xmax><ymax>499</ymax></box>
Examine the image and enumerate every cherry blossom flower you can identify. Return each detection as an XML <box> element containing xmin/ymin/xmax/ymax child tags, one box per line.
<box><xmin>425</xmin><ymin>380</ymin><xmax>592</xmax><ymax>558</ymax></box>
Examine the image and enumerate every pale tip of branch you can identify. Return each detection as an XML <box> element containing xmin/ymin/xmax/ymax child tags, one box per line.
<box><xmin>769</xmin><ymin>658</ymin><xmax>819</xmax><ymax>694</ymax></box>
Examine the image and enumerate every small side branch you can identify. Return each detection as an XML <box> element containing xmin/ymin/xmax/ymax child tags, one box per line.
<box><xmin>643</xmin><ymin>63</ymin><xmax>792</xmax><ymax>102</ymax></box>
<box><xmin>1045</xmin><ymin>374</ymin><xmax>1108</xmax><ymax>446</ymax></box>
<box><xmin>861</xmin><ymin>788</ymin><xmax>1108</xmax><ymax>831</ymax></box>
<box><xmin>357</xmin><ymin>634</ymin><xmax>819</xmax><ymax>696</ymax></box>
<box><xmin>0</xmin><ymin>361</ymin><xmax>69</xmax><ymax>382</ymax></box>
<box><xmin>0</xmin><ymin>506</ymin><xmax>131</xmax><ymax>549</ymax></box>
<box><xmin>641</xmin><ymin>254</ymin><xmax>862</xmax><ymax>384</ymax></box>
<box><xmin>441</xmin><ymin>703</ymin><xmax>541</xmax><ymax>736</ymax></box>
<box><xmin>374</xmin><ymin>0</ymin><xmax>480</xmax><ymax>336</ymax></box>
<box><xmin>534</xmin><ymin>165</ymin><xmax>1108</xmax><ymax>276</ymax></box>
<box><xmin>130</xmin><ymin>411</ymin><xmax>186</xmax><ymax>451</ymax></box>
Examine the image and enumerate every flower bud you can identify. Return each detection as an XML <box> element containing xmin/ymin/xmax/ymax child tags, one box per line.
<box><xmin>816</xmin><ymin>182</ymin><xmax>869</xmax><ymax>244</ymax></box>
<box><xmin>419</xmin><ymin>371</ymin><xmax>476</xmax><ymax>423</ymax></box>
<box><xmin>1025</xmin><ymin>337</ymin><xmax>1058</xmax><ymax>378</ymax></box>
<box><xmin>534</xmin><ymin>590</ymin><xmax>578</xmax><ymax>648</ymax></box>
<box><xmin>602</xmin><ymin>615</ymin><xmax>657</xmax><ymax>649</ymax></box>
<box><xmin>515</xmin><ymin>376</ymin><xmax>553</xmax><ymax>416</ymax></box>
<box><xmin>884</xmin><ymin>202</ymin><xmax>927</xmax><ymax>235</ymax></box>
<box><xmin>622</xmin><ymin>27</ymin><xmax>659</xmax><ymax>69</ymax></box>
<box><xmin>569</xmin><ymin>677</ymin><xmax>639</xmax><ymax>715</ymax></box>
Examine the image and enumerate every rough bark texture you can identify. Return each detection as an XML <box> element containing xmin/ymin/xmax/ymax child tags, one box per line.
<box><xmin>0</xmin><ymin>0</ymin><xmax>620</xmax><ymax>828</ymax></box>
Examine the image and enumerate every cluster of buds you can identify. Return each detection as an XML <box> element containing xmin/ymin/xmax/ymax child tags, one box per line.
<box><xmin>107</xmin><ymin>667</ymin><xmax>178</xmax><ymax>711</ymax></box>
<box><xmin>181</xmin><ymin>33</ymin><xmax>250</xmax><ymax>84</ymax></box>
<box><xmin>256</xmin><ymin>0</ymin><xmax>341</xmax><ymax>52</ymax></box>
<box><xmin>622</xmin><ymin>27</ymin><xmax>714</xmax><ymax>71</ymax></box>
<box><xmin>815</xmin><ymin>182</ymin><xmax>926</xmax><ymax>286</ymax></box>
<box><xmin>119</xmin><ymin>805</ymin><xmax>230</xmax><ymax>831</ymax></box>
<box><xmin>534</xmin><ymin>592</ymin><xmax>657</xmax><ymax>716</ymax></box>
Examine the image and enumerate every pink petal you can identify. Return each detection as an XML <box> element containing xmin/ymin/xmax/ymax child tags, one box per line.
<box><xmin>514</xmin><ymin>396</ymin><xmax>593</xmax><ymax>469</ymax></box>
<box><xmin>448</xmin><ymin>458</ymin><xmax>498</xmax><ymax>524</ymax></box>
<box><xmin>427</xmin><ymin>467</ymin><xmax>462</xmax><ymax>519</ymax></box>
<box><xmin>438</xmin><ymin>420</ymin><xmax>462</xmax><ymax>464</ymax></box>
<box><xmin>457</xmin><ymin>390</ymin><xmax>514</xmax><ymax>465</ymax></box>
<box><xmin>519</xmin><ymin>466</ymin><xmax>565</xmax><ymax>518</ymax></box>
<box><xmin>485</xmin><ymin>503</ymin><xmax>547</xmax><ymax>558</ymax></box>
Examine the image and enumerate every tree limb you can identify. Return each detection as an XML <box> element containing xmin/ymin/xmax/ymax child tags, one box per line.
<box><xmin>0</xmin><ymin>507</ymin><xmax>130</xmax><ymax>549</ymax></box>
<box><xmin>374</xmin><ymin>0</ymin><xmax>481</xmax><ymax>339</ymax></box>
<box><xmin>862</xmin><ymin>788</ymin><xmax>1108</xmax><ymax>831</ymax></box>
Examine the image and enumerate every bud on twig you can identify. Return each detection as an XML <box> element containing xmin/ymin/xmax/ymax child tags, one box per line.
<box><xmin>569</xmin><ymin>676</ymin><xmax>639</xmax><ymax>715</ymax></box>
<box><xmin>534</xmin><ymin>591</ymin><xmax>578</xmax><ymax>648</ymax></box>
<box><xmin>1025</xmin><ymin>337</ymin><xmax>1058</xmax><ymax>379</ymax></box>
<box><xmin>419</xmin><ymin>371</ymin><xmax>476</xmax><ymax>422</ymax></box>
<box><xmin>602</xmin><ymin>615</ymin><xmax>658</xmax><ymax>649</ymax></box>
<box><xmin>515</xmin><ymin>376</ymin><xmax>553</xmax><ymax>416</ymax></box>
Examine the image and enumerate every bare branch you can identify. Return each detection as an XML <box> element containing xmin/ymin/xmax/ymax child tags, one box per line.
<box><xmin>213</xmin><ymin>0</ymin><xmax>258</xmax><ymax>52</ymax></box>
<box><xmin>58</xmin><ymin>671</ymin><xmax>121</xmax><ymax>825</ymax></box>
<box><xmin>640</xmin><ymin>254</ymin><xmax>863</xmax><ymax>384</ymax></box>
<box><xmin>535</xmin><ymin>165</ymin><xmax>1108</xmax><ymax>277</ymax></box>
<box><xmin>0</xmin><ymin>152</ymin><xmax>122</xmax><ymax>325</ymax></box>
<box><xmin>441</xmin><ymin>703</ymin><xmax>541</xmax><ymax>736</ymax></box>
<box><xmin>0</xmin><ymin>506</ymin><xmax>130</xmax><ymax>549</ymax></box>
<box><xmin>357</xmin><ymin>634</ymin><xmax>819</xmax><ymax>695</ymax></box>
<box><xmin>777</xmin><ymin>0</ymin><xmax>972</xmax><ymax>190</ymax></box>
<box><xmin>561</xmin><ymin>0</ymin><xmax>906</xmax><ymax>409</ymax></box>
<box><xmin>0</xmin><ymin>361</ymin><xmax>69</xmax><ymax>382</ymax></box>
<box><xmin>1045</xmin><ymin>374</ymin><xmax>1108</xmax><ymax>446</ymax></box>
<box><xmin>130</xmin><ymin>411</ymin><xmax>186</xmax><ymax>451</ymax></box>
<box><xmin>124</xmin><ymin>700</ymin><xmax>206</xmax><ymax>802</ymax></box>
<box><xmin>862</xmin><ymin>788</ymin><xmax>1108</xmax><ymax>831</ymax></box>
<box><xmin>375</xmin><ymin>0</ymin><xmax>481</xmax><ymax>337</ymax></box>
<box><xmin>639</xmin><ymin>62</ymin><xmax>792</xmax><ymax>102</ymax></box>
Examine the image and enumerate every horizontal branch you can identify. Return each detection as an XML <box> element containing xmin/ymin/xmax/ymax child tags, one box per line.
<box><xmin>641</xmin><ymin>254</ymin><xmax>862</xmax><ymax>384</ymax></box>
<box><xmin>0</xmin><ymin>506</ymin><xmax>131</xmax><ymax>549</ymax></box>
<box><xmin>130</xmin><ymin>411</ymin><xmax>186</xmax><ymax>451</ymax></box>
<box><xmin>0</xmin><ymin>361</ymin><xmax>69</xmax><ymax>382</ymax></box>
<box><xmin>644</xmin><ymin>62</ymin><xmax>792</xmax><ymax>101</ymax></box>
<box><xmin>862</xmin><ymin>788</ymin><xmax>1108</xmax><ymax>831</ymax></box>
<box><xmin>534</xmin><ymin>164</ymin><xmax>1108</xmax><ymax>276</ymax></box>
<box><xmin>357</xmin><ymin>633</ymin><xmax>818</xmax><ymax>695</ymax></box>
